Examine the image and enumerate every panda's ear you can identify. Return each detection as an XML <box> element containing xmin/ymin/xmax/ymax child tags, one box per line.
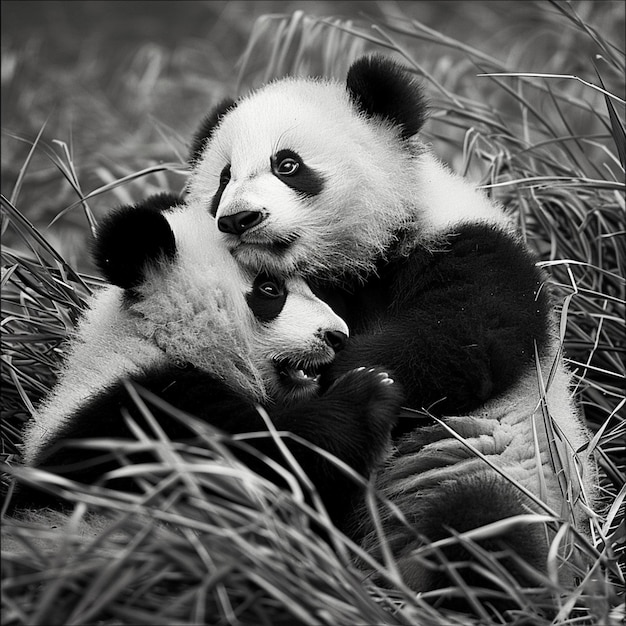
<box><xmin>346</xmin><ymin>55</ymin><xmax>427</xmax><ymax>139</ymax></box>
<box><xmin>189</xmin><ymin>97</ymin><xmax>237</xmax><ymax>164</ymax></box>
<box><xmin>93</xmin><ymin>193</ymin><xmax>178</xmax><ymax>289</ymax></box>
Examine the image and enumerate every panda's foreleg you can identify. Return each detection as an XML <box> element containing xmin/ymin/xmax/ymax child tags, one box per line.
<box><xmin>326</xmin><ymin>224</ymin><xmax>552</xmax><ymax>422</ymax></box>
<box><xmin>255</xmin><ymin>365</ymin><xmax>404</xmax><ymax>527</ymax></box>
<box><xmin>19</xmin><ymin>364</ymin><xmax>403</xmax><ymax>530</ymax></box>
<box><xmin>197</xmin><ymin>365</ymin><xmax>405</xmax><ymax>530</ymax></box>
<box><xmin>126</xmin><ymin>364</ymin><xmax>404</xmax><ymax>506</ymax></box>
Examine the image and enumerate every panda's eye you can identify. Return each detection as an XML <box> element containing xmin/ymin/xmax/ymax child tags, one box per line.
<box><xmin>247</xmin><ymin>275</ymin><xmax>288</xmax><ymax>321</ymax></box>
<box><xmin>219</xmin><ymin>164</ymin><xmax>231</xmax><ymax>186</ymax></box>
<box><xmin>256</xmin><ymin>281</ymin><xmax>283</xmax><ymax>298</ymax></box>
<box><xmin>272</xmin><ymin>150</ymin><xmax>302</xmax><ymax>177</ymax></box>
<box><xmin>277</xmin><ymin>157</ymin><xmax>299</xmax><ymax>176</ymax></box>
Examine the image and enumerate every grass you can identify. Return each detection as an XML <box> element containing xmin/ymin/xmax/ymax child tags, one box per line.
<box><xmin>1</xmin><ymin>1</ymin><xmax>624</xmax><ymax>625</ymax></box>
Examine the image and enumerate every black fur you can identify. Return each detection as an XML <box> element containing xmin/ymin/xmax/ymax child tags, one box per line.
<box><xmin>189</xmin><ymin>97</ymin><xmax>237</xmax><ymax>164</ymax></box>
<box><xmin>246</xmin><ymin>273</ymin><xmax>288</xmax><ymax>322</ymax></box>
<box><xmin>16</xmin><ymin>364</ymin><xmax>402</xmax><ymax>530</ymax></box>
<box><xmin>271</xmin><ymin>149</ymin><xmax>325</xmax><ymax>197</ymax></box>
<box><xmin>382</xmin><ymin>468</ymin><xmax>548</xmax><ymax>612</ymax></box>
<box><xmin>93</xmin><ymin>194</ymin><xmax>179</xmax><ymax>289</ymax></box>
<box><xmin>350</xmin><ymin>421</ymin><xmax>552</xmax><ymax>612</ymax></box>
<box><xmin>16</xmin><ymin>197</ymin><xmax>403</xmax><ymax>525</ymax></box>
<box><xmin>317</xmin><ymin>224</ymin><xmax>551</xmax><ymax>429</ymax></box>
<box><xmin>415</xmin><ymin>474</ymin><xmax>548</xmax><ymax>590</ymax></box>
<box><xmin>210</xmin><ymin>164</ymin><xmax>231</xmax><ymax>216</ymax></box>
<box><xmin>346</xmin><ymin>55</ymin><xmax>427</xmax><ymax>139</ymax></box>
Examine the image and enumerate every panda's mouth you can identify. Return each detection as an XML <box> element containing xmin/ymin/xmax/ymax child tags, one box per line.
<box><xmin>273</xmin><ymin>357</ymin><xmax>324</xmax><ymax>388</ymax></box>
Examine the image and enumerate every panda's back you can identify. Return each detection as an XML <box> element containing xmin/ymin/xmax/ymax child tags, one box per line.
<box><xmin>21</xmin><ymin>287</ymin><xmax>167</xmax><ymax>466</ymax></box>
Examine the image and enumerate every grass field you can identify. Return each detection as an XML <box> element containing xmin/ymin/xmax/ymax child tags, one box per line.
<box><xmin>1</xmin><ymin>1</ymin><xmax>624</xmax><ymax>625</ymax></box>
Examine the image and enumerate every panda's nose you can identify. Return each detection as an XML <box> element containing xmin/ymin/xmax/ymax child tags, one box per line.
<box><xmin>218</xmin><ymin>211</ymin><xmax>263</xmax><ymax>235</ymax></box>
<box><xmin>324</xmin><ymin>330</ymin><xmax>348</xmax><ymax>353</ymax></box>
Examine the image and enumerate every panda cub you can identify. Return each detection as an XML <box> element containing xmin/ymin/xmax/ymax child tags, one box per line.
<box><xmin>18</xmin><ymin>193</ymin><xmax>403</xmax><ymax>528</ymax></box>
<box><xmin>187</xmin><ymin>55</ymin><xmax>598</xmax><ymax>596</ymax></box>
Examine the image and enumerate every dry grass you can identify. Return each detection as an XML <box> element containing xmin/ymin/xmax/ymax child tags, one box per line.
<box><xmin>1</xmin><ymin>1</ymin><xmax>624</xmax><ymax>625</ymax></box>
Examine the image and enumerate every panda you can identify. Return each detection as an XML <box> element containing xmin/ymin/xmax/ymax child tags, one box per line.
<box><xmin>16</xmin><ymin>192</ymin><xmax>403</xmax><ymax>532</ymax></box>
<box><xmin>186</xmin><ymin>55</ymin><xmax>598</xmax><ymax>601</ymax></box>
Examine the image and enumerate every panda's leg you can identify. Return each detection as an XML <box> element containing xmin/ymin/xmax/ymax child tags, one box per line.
<box><xmin>407</xmin><ymin>473</ymin><xmax>547</xmax><ymax>576</ymax></box>
<box><xmin>358</xmin><ymin>466</ymin><xmax>554</xmax><ymax>611</ymax></box>
<box><xmin>254</xmin><ymin>366</ymin><xmax>404</xmax><ymax>527</ymax></box>
<box><xmin>18</xmin><ymin>365</ymin><xmax>403</xmax><ymax>530</ymax></box>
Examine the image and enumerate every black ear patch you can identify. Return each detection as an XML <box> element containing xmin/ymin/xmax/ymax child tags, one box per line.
<box><xmin>141</xmin><ymin>191</ymin><xmax>182</xmax><ymax>213</ymax></box>
<box><xmin>93</xmin><ymin>194</ymin><xmax>178</xmax><ymax>289</ymax></box>
<box><xmin>189</xmin><ymin>97</ymin><xmax>237</xmax><ymax>164</ymax></box>
<box><xmin>346</xmin><ymin>55</ymin><xmax>427</xmax><ymax>139</ymax></box>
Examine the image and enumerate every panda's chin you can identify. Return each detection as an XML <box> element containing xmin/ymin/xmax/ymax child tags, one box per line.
<box><xmin>229</xmin><ymin>239</ymin><xmax>299</xmax><ymax>275</ymax></box>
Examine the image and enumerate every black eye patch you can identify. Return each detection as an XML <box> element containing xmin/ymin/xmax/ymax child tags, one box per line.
<box><xmin>271</xmin><ymin>149</ymin><xmax>325</xmax><ymax>197</ymax></box>
<box><xmin>246</xmin><ymin>273</ymin><xmax>288</xmax><ymax>322</ymax></box>
<box><xmin>210</xmin><ymin>164</ymin><xmax>231</xmax><ymax>217</ymax></box>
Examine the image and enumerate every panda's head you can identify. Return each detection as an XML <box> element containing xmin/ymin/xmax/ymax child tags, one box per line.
<box><xmin>186</xmin><ymin>55</ymin><xmax>428</xmax><ymax>282</ymax></box>
<box><xmin>94</xmin><ymin>194</ymin><xmax>348</xmax><ymax>404</ymax></box>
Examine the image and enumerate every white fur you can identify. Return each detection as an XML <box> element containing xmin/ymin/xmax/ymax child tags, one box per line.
<box><xmin>21</xmin><ymin>287</ymin><xmax>169</xmax><ymax>466</ymax></box>
<box><xmin>255</xmin><ymin>279</ymin><xmax>349</xmax><ymax>402</ymax></box>
<box><xmin>382</xmin><ymin>351</ymin><xmax>596</xmax><ymax>526</ymax></box>
<box><xmin>21</xmin><ymin>201</ymin><xmax>348</xmax><ymax>467</ymax></box>
<box><xmin>412</xmin><ymin>152</ymin><xmax>513</xmax><ymax>234</ymax></box>
<box><xmin>357</xmin><ymin>347</ymin><xmax>597</xmax><ymax>585</ymax></box>
<box><xmin>21</xmin><ymin>204</ymin><xmax>256</xmax><ymax>466</ymax></box>
<box><xmin>188</xmin><ymin>76</ymin><xmax>511</xmax><ymax>281</ymax></box>
<box><xmin>187</xmin><ymin>69</ymin><xmax>598</xmax><ymax>531</ymax></box>
<box><xmin>132</xmin><ymin>205</ymin><xmax>263</xmax><ymax>397</ymax></box>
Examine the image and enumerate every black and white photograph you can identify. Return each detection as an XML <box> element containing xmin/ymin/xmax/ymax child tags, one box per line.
<box><xmin>1</xmin><ymin>2</ymin><xmax>624</xmax><ymax>624</ymax></box>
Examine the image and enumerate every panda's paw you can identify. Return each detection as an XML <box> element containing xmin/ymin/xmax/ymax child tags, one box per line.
<box><xmin>328</xmin><ymin>366</ymin><xmax>404</xmax><ymax>434</ymax></box>
<box><xmin>330</xmin><ymin>365</ymin><xmax>395</xmax><ymax>390</ymax></box>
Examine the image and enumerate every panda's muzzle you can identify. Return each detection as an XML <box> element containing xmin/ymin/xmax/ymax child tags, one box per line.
<box><xmin>218</xmin><ymin>210</ymin><xmax>264</xmax><ymax>235</ymax></box>
<box><xmin>273</xmin><ymin>331</ymin><xmax>347</xmax><ymax>391</ymax></box>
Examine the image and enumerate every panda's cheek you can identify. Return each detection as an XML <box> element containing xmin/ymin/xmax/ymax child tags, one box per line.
<box><xmin>273</xmin><ymin>191</ymin><xmax>321</xmax><ymax>226</ymax></box>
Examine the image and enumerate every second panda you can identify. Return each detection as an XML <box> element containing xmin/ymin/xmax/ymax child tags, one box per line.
<box><xmin>17</xmin><ymin>193</ymin><xmax>403</xmax><ymax>529</ymax></box>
